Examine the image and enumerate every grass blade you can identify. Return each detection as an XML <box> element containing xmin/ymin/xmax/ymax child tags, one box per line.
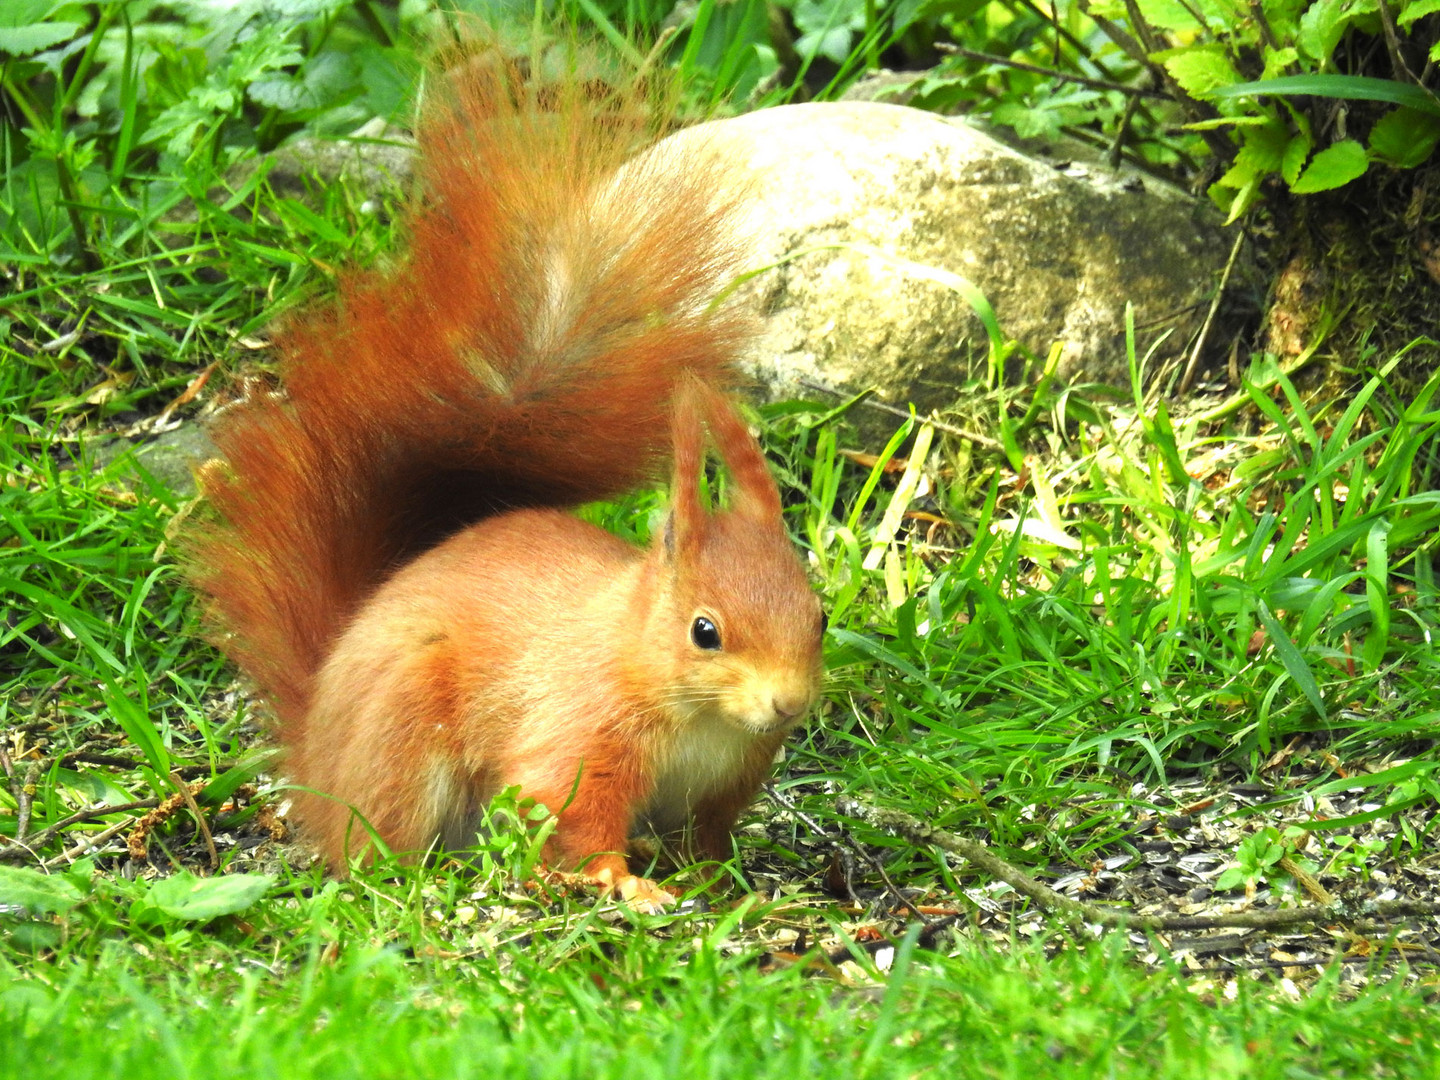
<box><xmin>1256</xmin><ymin>600</ymin><xmax>1327</xmax><ymax>721</ymax></box>
<box><xmin>1209</xmin><ymin>75</ymin><xmax>1440</xmax><ymax>117</ymax></box>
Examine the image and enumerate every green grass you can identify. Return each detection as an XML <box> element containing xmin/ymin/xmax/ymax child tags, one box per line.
<box><xmin>3</xmin><ymin>3</ymin><xmax>1440</xmax><ymax>1077</ymax></box>
<box><xmin>5</xmin><ymin>913</ymin><xmax>1438</xmax><ymax>1079</ymax></box>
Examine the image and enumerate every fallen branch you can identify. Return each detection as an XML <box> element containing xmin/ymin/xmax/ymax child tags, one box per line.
<box><xmin>840</xmin><ymin>799</ymin><xmax>1440</xmax><ymax>933</ymax></box>
<box><xmin>15</xmin><ymin>759</ymin><xmax>41</xmax><ymax>842</ymax></box>
<box><xmin>61</xmin><ymin>752</ymin><xmax>216</xmax><ymax>779</ymax></box>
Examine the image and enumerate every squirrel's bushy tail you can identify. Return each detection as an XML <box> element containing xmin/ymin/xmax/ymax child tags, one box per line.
<box><xmin>185</xmin><ymin>53</ymin><xmax>751</xmax><ymax>728</ymax></box>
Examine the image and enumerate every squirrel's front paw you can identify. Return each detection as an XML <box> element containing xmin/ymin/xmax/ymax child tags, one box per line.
<box><xmin>590</xmin><ymin>866</ymin><xmax>676</xmax><ymax>914</ymax></box>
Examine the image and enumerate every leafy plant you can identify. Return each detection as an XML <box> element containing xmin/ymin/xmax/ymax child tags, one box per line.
<box><xmin>129</xmin><ymin>869</ymin><xmax>274</xmax><ymax>926</ymax></box>
<box><xmin>1</xmin><ymin>0</ymin><xmax>419</xmax><ymax>274</ymax></box>
<box><xmin>745</xmin><ymin>0</ymin><xmax>1440</xmax><ymax>215</ymax></box>
<box><xmin>1318</xmin><ymin>832</ymin><xmax>1387</xmax><ymax>878</ymax></box>
<box><xmin>0</xmin><ymin>859</ymin><xmax>274</xmax><ymax>952</ymax></box>
<box><xmin>461</xmin><ymin>786</ymin><xmax>559</xmax><ymax>896</ymax></box>
<box><xmin>1215</xmin><ymin>825</ymin><xmax>1288</xmax><ymax>893</ymax></box>
<box><xmin>1058</xmin><ymin>0</ymin><xmax>1440</xmax><ymax>215</ymax></box>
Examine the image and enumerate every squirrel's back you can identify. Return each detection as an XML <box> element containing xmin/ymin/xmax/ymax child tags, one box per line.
<box><xmin>186</xmin><ymin>50</ymin><xmax>752</xmax><ymax>731</ymax></box>
<box><xmin>293</xmin><ymin>506</ymin><xmax>648</xmax><ymax>857</ymax></box>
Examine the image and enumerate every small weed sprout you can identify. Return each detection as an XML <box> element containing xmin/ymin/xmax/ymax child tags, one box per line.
<box><xmin>1215</xmin><ymin>827</ymin><xmax>1285</xmax><ymax>899</ymax></box>
<box><xmin>464</xmin><ymin>786</ymin><xmax>558</xmax><ymax>896</ymax></box>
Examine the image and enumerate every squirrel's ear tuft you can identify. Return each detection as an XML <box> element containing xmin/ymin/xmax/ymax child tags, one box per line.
<box><xmin>667</xmin><ymin>375</ymin><xmax>709</xmax><ymax>558</ymax></box>
<box><xmin>661</xmin><ymin>511</ymin><xmax>676</xmax><ymax>559</ymax></box>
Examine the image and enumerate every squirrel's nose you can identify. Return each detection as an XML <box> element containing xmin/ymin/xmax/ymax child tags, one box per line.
<box><xmin>771</xmin><ymin>693</ymin><xmax>809</xmax><ymax>721</ymax></box>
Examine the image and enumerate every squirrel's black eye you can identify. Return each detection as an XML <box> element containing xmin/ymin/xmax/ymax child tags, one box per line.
<box><xmin>691</xmin><ymin>616</ymin><xmax>722</xmax><ymax>650</ymax></box>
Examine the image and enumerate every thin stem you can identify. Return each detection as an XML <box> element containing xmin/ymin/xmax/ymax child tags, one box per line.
<box><xmin>1178</xmin><ymin>225</ymin><xmax>1247</xmax><ymax>396</ymax></box>
<box><xmin>936</xmin><ymin>44</ymin><xmax>1172</xmax><ymax>100</ymax></box>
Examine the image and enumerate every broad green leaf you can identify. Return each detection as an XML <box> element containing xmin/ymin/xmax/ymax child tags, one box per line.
<box><xmin>0</xmin><ymin>0</ymin><xmax>78</xmax><ymax>55</ymax></box>
<box><xmin>1262</xmin><ymin>46</ymin><xmax>1299</xmax><ymax>79</ymax></box>
<box><xmin>1157</xmin><ymin>45</ymin><xmax>1241</xmax><ymax>97</ymax></box>
<box><xmin>1289</xmin><ymin>139</ymin><xmax>1369</xmax><ymax>192</ymax></box>
<box><xmin>1281</xmin><ymin>133</ymin><xmax>1311</xmax><ymax>186</ymax></box>
<box><xmin>1297</xmin><ymin>0</ymin><xmax>1376</xmax><ymax>62</ymax></box>
<box><xmin>1398</xmin><ymin>0</ymin><xmax>1440</xmax><ymax>27</ymax></box>
<box><xmin>1210</xmin><ymin>171</ymin><xmax>1262</xmax><ymax>223</ymax></box>
<box><xmin>0</xmin><ymin>21</ymin><xmax>81</xmax><ymax>55</ymax></box>
<box><xmin>147</xmin><ymin>872</ymin><xmax>275</xmax><ymax>921</ymax></box>
<box><xmin>992</xmin><ymin>102</ymin><xmax>1064</xmax><ymax>140</ymax></box>
<box><xmin>1260</xmin><ymin>0</ymin><xmax>1310</xmax><ymax>38</ymax></box>
<box><xmin>1368</xmin><ymin>107</ymin><xmax>1440</xmax><ymax>167</ymax></box>
<box><xmin>1215</xmin><ymin>867</ymin><xmax>1245</xmax><ymax>890</ymax></box>
<box><xmin>1136</xmin><ymin>0</ymin><xmax>1210</xmax><ymax>30</ymax></box>
<box><xmin>895</xmin><ymin>0</ymin><xmax>986</xmax><ymax>29</ymax></box>
<box><xmin>1210</xmin><ymin>74</ymin><xmax>1440</xmax><ymax>117</ymax></box>
<box><xmin>0</xmin><ymin>0</ymin><xmax>68</xmax><ymax>22</ymax></box>
<box><xmin>247</xmin><ymin>76</ymin><xmax>307</xmax><ymax>111</ymax></box>
<box><xmin>0</xmin><ymin>866</ymin><xmax>85</xmax><ymax>914</ymax></box>
<box><xmin>4</xmin><ymin>922</ymin><xmax>62</xmax><ymax>950</ymax></box>
<box><xmin>1216</xmin><ymin>118</ymin><xmax>1292</xmax><ymax>188</ymax></box>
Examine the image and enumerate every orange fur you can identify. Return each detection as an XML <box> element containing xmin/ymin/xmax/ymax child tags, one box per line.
<box><xmin>185</xmin><ymin>55</ymin><xmax>823</xmax><ymax>909</ymax></box>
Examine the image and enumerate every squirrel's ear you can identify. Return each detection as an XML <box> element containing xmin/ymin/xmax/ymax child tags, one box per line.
<box><xmin>694</xmin><ymin>381</ymin><xmax>783</xmax><ymax>525</ymax></box>
<box><xmin>665</xmin><ymin>376</ymin><xmax>783</xmax><ymax>559</ymax></box>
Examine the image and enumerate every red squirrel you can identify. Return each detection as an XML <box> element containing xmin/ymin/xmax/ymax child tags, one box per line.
<box><xmin>185</xmin><ymin>53</ymin><xmax>824</xmax><ymax>911</ymax></box>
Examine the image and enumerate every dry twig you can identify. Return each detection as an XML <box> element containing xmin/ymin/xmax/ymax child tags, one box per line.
<box><xmin>61</xmin><ymin>752</ymin><xmax>214</xmax><ymax>779</ymax></box>
<box><xmin>172</xmin><ymin>771</ymin><xmax>219</xmax><ymax>870</ymax></box>
<box><xmin>0</xmin><ymin>798</ymin><xmax>163</xmax><ymax>861</ymax></box>
<box><xmin>798</xmin><ymin>379</ymin><xmax>1004</xmax><ymax>451</ymax></box>
<box><xmin>768</xmin><ymin>784</ymin><xmax>937</xmax><ymax>930</ymax></box>
<box><xmin>1177</xmin><ymin>226</ymin><xmax>1247</xmax><ymax>396</ymax></box>
<box><xmin>935</xmin><ymin>44</ymin><xmax>1172</xmax><ymax>99</ymax></box>
<box><xmin>45</xmin><ymin>819</ymin><xmax>134</xmax><ymax>868</ymax></box>
<box><xmin>15</xmin><ymin>759</ymin><xmax>41</xmax><ymax>842</ymax></box>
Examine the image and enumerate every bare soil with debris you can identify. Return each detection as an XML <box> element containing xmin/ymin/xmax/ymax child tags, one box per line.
<box><xmin>13</xmin><ymin>701</ymin><xmax>1433</xmax><ymax>1000</ymax></box>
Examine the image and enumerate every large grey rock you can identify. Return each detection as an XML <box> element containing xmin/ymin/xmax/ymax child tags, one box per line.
<box><xmin>228</xmin><ymin>100</ymin><xmax>1240</xmax><ymax>423</ymax></box>
<box><xmin>91</xmin><ymin>422</ymin><xmax>218</xmax><ymax>496</ymax></box>
<box><xmin>231</xmin><ymin>117</ymin><xmax>414</xmax><ymax>207</ymax></box>
<box><xmin>679</xmin><ymin>102</ymin><xmax>1239</xmax><ymax>410</ymax></box>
